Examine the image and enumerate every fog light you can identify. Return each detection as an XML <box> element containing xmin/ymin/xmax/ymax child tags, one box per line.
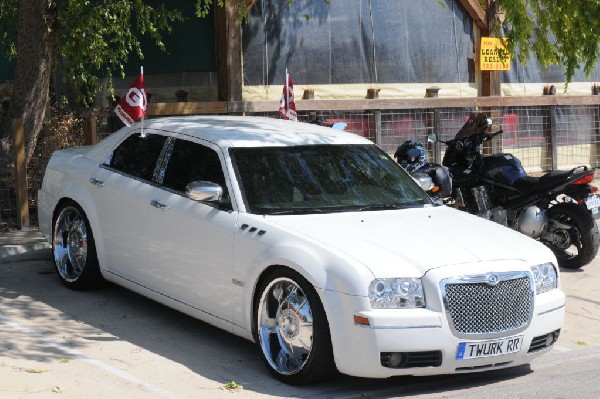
<box><xmin>388</xmin><ymin>353</ymin><xmax>406</xmax><ymax>368</ymax></box>
<box><xmin>547</xmin><ymin>329</ymin><xmax>560</xmax><ymax>346</ymax></box>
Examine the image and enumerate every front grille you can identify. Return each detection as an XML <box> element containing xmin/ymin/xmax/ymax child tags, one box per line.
<box><xmin>442</xmin><ymin>273</ymin><xmax>533</xmax><ymax>337</ymax></box>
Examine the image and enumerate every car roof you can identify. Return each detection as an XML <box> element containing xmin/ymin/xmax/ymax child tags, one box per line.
<box><xmin>136</xmin><ymin>115</ymin><xmax>371</xmax><ymax>148</ymax></box>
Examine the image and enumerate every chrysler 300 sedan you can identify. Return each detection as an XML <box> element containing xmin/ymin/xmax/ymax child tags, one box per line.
<box><xmin>38</xmin><ymin>115</ymin><xmax>564</xmax><ymax>384</ymax></box>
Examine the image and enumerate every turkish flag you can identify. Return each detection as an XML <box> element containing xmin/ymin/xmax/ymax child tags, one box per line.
<box><xmin>279</xmin><ymin>69</ymin><xmax>297</xmax><ymax>121</ymax></box>
<box><xmin>115</xmin><ymin>71</ymin><xmax>147</xmax><ymax>126</ymax></box>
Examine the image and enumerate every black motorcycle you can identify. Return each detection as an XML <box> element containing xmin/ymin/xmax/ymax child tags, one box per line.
<box><xmin>431</xmin><ymin>112</ymin><xmax>600</xmax><ymax>269</ymax></box>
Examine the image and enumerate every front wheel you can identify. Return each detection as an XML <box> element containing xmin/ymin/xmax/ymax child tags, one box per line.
<box><xmin>545</xmin><ymin>203</ymin><xmax>600</xmax><ymax>269</ymax></box>
<box><xmin>52</xmin><ymin>201</ymin><xmax>102</xmax><ymax>289</ymax></box>
<box><xmin>253</xmin><ymin>268</ymin><xmax>336</xmax><ymax>385</ymax></box>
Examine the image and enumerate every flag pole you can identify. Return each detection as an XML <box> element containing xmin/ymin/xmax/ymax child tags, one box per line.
<box><xmin>285</xmin><ymin>68</ymin><xmax>289</xmax><ymax>112</ymax></box>
<box><xmin>140</xmin><ymin>66</ymin><xmax>145</xmax><ymax>138</ymax></box>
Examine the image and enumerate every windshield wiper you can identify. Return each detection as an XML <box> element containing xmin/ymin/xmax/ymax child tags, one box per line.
<box><xmin>263</xmin><ymin>207</ymin><xmax>348</xmax><ymax>215</ymax></box>
<box><xmin>356</xmin><ymin>202</ymin><xmax>422</xmax><ymax>211</ymax></box>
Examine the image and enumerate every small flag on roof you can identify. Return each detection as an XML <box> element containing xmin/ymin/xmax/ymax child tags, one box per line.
<box><xmin>279</xmin><ymin>68</ymin><xmax>297</xmax><ymax>121</ymax></box>
<box><xmin>115</xmin><ymin>67</ymin><xmax>148</xmax><ymax>128</ymax></box>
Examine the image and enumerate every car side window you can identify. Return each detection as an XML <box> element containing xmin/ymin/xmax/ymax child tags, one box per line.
<box><xmin>109</xmin><ymin>133</ymin><xmax>167</xmax><ymax>181</ymax></box>
<box><xmin>162</xmin><ymin>139</ymin><xmax>226</xmax><ymax>194</ymax></box>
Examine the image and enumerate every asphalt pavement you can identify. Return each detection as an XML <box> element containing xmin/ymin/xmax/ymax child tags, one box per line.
<box><xmin>1</xmin><ymin>228</ymin><xmax>600</xmax><ymax>398</ymax></box>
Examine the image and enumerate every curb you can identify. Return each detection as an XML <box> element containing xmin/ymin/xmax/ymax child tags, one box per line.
<box><xmin>0</xmin><ymin>242</ymin><xmax>52</xmax><ymax>264</ymax></box>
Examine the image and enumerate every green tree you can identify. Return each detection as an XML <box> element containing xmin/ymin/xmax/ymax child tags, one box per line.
<box><xmin>0</xmin><ymin>0</ymin><xmax>188</xmax><ymax>172</ymax></box>
<box><xmin>494</xmin><ymin>0</ymin><xmax>600</xmax><ymax>82</ymax></box>
<box><xmin>0</xmin><ymin>0</ymin><xmax>256</xmax><ymax>174</ymax></box>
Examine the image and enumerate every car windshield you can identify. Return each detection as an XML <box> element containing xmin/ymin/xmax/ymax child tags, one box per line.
<box><xmin>231</xmin><ymin>144</ymin><xmax>432</xmax><ymax>215</ymax></box>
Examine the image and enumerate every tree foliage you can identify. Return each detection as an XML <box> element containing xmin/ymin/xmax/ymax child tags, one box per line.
<box><xmin>495</xmin><ymin>0</ymin><xmax>600</xmax><ymax>83</ymax></box>
<box><xmin>57</xmin><ymin>1</ymin><xmax>185</xmax><ymax>106</ymax></box>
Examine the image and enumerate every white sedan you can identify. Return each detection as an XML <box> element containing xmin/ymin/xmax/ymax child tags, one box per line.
<box><xmin>38</xmin><ymin>115</ymin><xmax>564</xmax><ymax>384</ymax></box>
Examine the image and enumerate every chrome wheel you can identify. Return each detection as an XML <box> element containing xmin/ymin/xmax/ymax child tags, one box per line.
<box><xmin>257</xmin><ymin>277</ymin><xmax>313</xmax><ymax>376</ymax></box>
<box><xmin>53</xmin><ymin>206</ymin><xmax>88</xmax><ymax>282</ymax></box>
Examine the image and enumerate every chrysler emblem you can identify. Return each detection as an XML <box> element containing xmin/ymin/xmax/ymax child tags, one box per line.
<box><xmin>486</xmin><ymin>274</ymin><xmax>500</xmax><ymax>286</ymax></box>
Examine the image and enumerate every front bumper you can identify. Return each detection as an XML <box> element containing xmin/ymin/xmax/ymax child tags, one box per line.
<box><xmin>321</xmin><ymin>276</ymin><xmax>565</xmax><ymax>378</ymax></box>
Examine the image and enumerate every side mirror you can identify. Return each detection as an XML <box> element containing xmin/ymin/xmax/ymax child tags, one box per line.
<box><xmin>185</xmin><ymin>181</ymin><xmax>224</xmax><ymax>202</ymax></box>
<box><xmin>426</xmin><ymin>133</ymin><xmax>438</xmax><ymax>143</ymax></box>
<box><xmin>412</xmin><ymin>173</ymin><xmax>434</xmax><ymax>191</ymax></box>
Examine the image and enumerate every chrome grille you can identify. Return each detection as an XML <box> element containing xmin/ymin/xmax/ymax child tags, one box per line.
<box><xmin>441</xmin><ymin>272</ymin><xmax>533</xmax><ymax>338</ymax></box>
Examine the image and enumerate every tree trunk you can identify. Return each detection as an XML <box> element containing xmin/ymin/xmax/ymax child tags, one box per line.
<box><xmin>0</xmin><ymin>0</ymin><xmax>54</xmax><ymax>176</ymax></box>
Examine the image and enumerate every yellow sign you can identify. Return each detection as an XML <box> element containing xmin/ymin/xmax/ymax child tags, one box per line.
<box><xmin>480</xmin><ymin>37</ymin><xmax>511</xmax><ymax>71</ymax></box>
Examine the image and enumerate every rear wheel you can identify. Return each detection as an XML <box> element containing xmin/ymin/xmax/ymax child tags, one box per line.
<box><xmin>545</xmin><ymin>203</ymin><xmax>600</xmax><ymax>269</ymax></box>
<box><xmin>253</xmin><ymin>268</ymin><xmax>336</xmax><ymax>384</ymax></box>
<box><xmin>52</xmin><ymin>201</ymin><xmax>102</xmax><ymax>289</ymax></box>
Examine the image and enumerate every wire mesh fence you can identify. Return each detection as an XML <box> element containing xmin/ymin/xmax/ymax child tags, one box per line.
<box><xmin>555</xmin><ymin>106</ymin><xmax>600</xmax><ymax>170</ymax></box>
<box><xmin>1</xmin><ymin>101</ymin><xmax>599</xmax><ymax>229</ymax></box>
<box><xmin>497</xmin><ymin>107</ymin><xmax>552</xmax><ymax>173</ymax></box>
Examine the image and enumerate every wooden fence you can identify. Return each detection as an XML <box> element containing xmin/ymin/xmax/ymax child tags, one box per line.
<box><xmin>9</xmin><ymin>94</ymin><xmax>600</xmax><ymax>228</ymax></box>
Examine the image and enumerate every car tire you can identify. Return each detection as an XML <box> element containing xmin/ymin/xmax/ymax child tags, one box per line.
<box><xmin>52</xmin><ymin>201</ymin><xmax>103</xmax><ymax>289</ymax></box>
<box><xmin>253</xmin><ymin>268</ymin><xmax>336</xmax><ymax>385</ymax></box>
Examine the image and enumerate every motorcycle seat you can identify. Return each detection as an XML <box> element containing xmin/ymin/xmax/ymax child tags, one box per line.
<box><xmin>513</xmin><ymin>170</ymin><xmax>577</xmax><ymax>194</ymax></box>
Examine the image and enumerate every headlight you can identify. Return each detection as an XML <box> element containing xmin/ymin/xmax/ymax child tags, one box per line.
<box><xmin>531</xmin><ymin>263</ymin><xmax>558</xmax><ymax>294</ymax></box>
<box><xmin>368</xmin><ymin>278</ymin><xmax>425</xmax><ymax>309</ymax></box>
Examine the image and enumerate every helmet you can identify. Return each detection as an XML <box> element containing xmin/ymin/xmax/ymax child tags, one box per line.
<box><xmin>517</xmin><ymin>206</ymin><xmax>547</xmax><ymax>238</ymax></box>
<box><xmin>394</xmin><ymin>140</ymin><xmax>427</xmax><ymax>172</ymax></box>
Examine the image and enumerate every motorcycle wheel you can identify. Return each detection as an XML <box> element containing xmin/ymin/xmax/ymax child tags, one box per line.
<box><xmin>546</xmin><ymin>203</ymin><xmax>600</xmax><ymax>269</ymax></box>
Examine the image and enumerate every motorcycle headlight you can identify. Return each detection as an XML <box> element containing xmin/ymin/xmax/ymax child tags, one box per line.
<box><xmin>531</xmin><ymin>263</ymin><xmax>558</xmax><ymax>294</ymax></box>
<box><xmin>368</xmin><ymin>278</ymin><xmax>425</xmax><ymax>309</ymax></box>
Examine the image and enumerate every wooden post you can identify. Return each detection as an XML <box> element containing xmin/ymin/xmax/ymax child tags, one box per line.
<box><xmin>480</xmin><ymin>3</ymin><xmax>502</xmax><ymax>97</ymax></box>
<box><xmin>548</xmin><ymin>106</ymin><xmax>558</xmax><ymax>170</ymax></box>
<box><xmin>374</xmin><ymin>110</ymin><xmax>382</xmax><ymax>146</ymax></box>
<box><xmin>13</xmin><ymin>118</ymin><xmax>29</xmax><ymax>229</ymax></box>
<box><xmin>432</xmin><ymin>109</ymin><xmax>442</xmax><ymax>164</ymax></box>
<box><xmin>594</xmin><ymin>105</ymin><xmax>600</xmax><ymax>170</ymax></box>
<box><xmin>366</xmin><ymin>89</ymin><xmax>381</xmax><ymax>145</ymax></box>
<box><xmin>366</xmin><ymin>88</ymin><xmax>380</xmax><ymax>99</ymax></box>
<box><xmin>302</xmin><ymin>89</ymin><xmax>315</xmax><ymax>100</ymax></box>
<box><xmin>83</xmin><ymin>116</ymin><xmax>97</xmax><ymax>146</ymax></box>
<box><xmin>425</xmin><ymin>87</ymin><xmax>440</xmax><ymax>98</ymax></box>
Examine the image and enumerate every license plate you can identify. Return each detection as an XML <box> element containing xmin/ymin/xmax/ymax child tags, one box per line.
<box><xmin>456</xmin><ymin>336</ymin><xmax>523</xmax><ymax>360</ymax></box>
<box><xmin>585</xmin><ymin>195</ymin><xmax>600</xmax><ymax>211</ymax></box>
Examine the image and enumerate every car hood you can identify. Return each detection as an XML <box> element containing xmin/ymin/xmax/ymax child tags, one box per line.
<box><xmin>266</xmin><ymin>205</ymin><xmax>552</xmax><ymax>278</ymax></box>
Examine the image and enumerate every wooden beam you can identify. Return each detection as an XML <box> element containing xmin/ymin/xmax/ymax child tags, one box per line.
<box><xmin>144</xmin><ymin>95</ymin><xmax>600</xmax><ymax>117</ymax></box>
<box><xmin>147</xmin><ymin>102</ymin><xmax>228</xmax><ymax>116</ymax></box>
<box><xmin>228</xmin><ymin>96</ymin><xmax>600</xmax><ymax>113</ymax></box>
<box><xmin>459</xmin><ymin>0</ymin><xmax>488</xmax><ymax>30</ymax></box>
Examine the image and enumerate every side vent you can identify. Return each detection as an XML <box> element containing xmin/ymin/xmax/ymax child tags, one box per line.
<box><xmin>239</xmin><ymin>224</ymin><xmax>266</xmax><ymax>237</ymax></box>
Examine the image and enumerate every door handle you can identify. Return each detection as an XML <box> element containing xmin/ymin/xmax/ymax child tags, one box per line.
<box><xmin>89</xmin><ymin>177</ymin><xmax>105</xmax><ymax>187</ymax></box>
<box><xmin>150</xmin><ymin>200</ymin><xmax>169</xmax><ymax>210</ymax></box>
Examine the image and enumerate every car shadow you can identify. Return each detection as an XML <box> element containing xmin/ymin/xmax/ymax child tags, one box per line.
<box><xmin>0</xmin><ymin>259</ymin><xmax>533</xmax><ymax>398</ymax></box>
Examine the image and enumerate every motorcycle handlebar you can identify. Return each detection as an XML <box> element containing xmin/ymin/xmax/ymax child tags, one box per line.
<box><xmin>485</xmin><ymin>129</ymin><xmax>503</xmax><ymax>140</ymax></box>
